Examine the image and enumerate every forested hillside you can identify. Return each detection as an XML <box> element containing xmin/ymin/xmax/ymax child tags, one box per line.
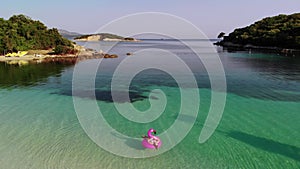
<box><xmin>0</xmin><ymin>15</ymin><xmax>75</xmax><ymax>54</ymax></box>
<box><xmin>219</xmin><ymin>13</ymin><xmax>300</xmax><ymax>49</ymax></box>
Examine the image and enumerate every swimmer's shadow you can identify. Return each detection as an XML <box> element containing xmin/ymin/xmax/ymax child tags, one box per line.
<box><xmin>111</xmin><ymin>132</ymin><xmax>145</xmax><ymax>150</ymax></box>
<box><xmin>125</xmin><ymin>139</ymin><xmax>145</xmax><ymax>150</ymax></box>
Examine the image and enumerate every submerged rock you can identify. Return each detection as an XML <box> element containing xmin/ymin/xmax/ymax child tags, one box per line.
<box><xmin>103</xmin><ymin>54</ymin><xmax>118</xmax><ymax>58</ymax></box>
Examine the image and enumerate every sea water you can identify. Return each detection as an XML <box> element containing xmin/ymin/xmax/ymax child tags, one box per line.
<box><xmin>0</xmin><ymin>40</ymin><xmax>299</xmax><ymax>168</ymax></box>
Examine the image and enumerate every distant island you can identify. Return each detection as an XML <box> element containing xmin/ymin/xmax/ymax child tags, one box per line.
<box><xmin>74</xmin><ymin>33</ymin><xmax>139</xmax><ymax>42</ymax></box>
<box><xmin>216</xmin><ymin>13</ymin><xmax>300</xmax><ymax>52</ymax></box>
<box><xmin>58</xmin><ymin>29</ymin><xmax>82</xmax><ymax>40</ymax></box>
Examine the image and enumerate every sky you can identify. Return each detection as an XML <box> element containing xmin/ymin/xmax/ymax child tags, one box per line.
<box><xmin>1</xmin><ymin>0</ymin><xmax>300</xmax><ymax>38</ymax></box>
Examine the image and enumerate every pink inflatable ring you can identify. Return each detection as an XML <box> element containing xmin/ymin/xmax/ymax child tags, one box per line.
<box><xmin>142</xmin><ymin>128</ymin><xmax>161</xmax><ymax>149</ymax></box>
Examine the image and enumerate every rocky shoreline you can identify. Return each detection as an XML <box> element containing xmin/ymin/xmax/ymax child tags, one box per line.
<box><xmin>214</xmin><ymin>41</ymin><xmax>300</xmax><ymax>57</ymax></box>
<box><xmin>0</xmin><ymin>45</ymin><xmax>119</xmax><ymax>66</ymax></box>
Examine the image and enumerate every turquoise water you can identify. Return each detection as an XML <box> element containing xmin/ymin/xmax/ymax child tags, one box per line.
<box><xmin>0</xmin><ymin>40</ymin><xmax>300</xmax><ymax>168</ymax></box>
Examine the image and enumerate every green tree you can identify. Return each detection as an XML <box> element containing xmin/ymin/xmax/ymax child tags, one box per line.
<box><xmin>220</xmin><ymin>13</ymin><xmax>300</xmax><ymax>49</ymax></box>
<box><xmin>0</xmin><ymin>14</ymin><xmax>76</xmax><ymax>54</ymax></box>
<box><xmin>217</xmin><ymin>32</ymin><xmax>225</xmax><ymax>39</ymax></box>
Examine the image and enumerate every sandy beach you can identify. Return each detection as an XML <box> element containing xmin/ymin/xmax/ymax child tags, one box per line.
<box><xmin>0</xmin><ymin>55</ymin><xmax>46</xmax><ymax>61</ymax></box>
<box><xmin>0</xmin><ymin>51</ymin><xmax>117</xmax><ymax>65</ymax></box>
<box><xmin>0</xmin><ymin>54</ymin><xmax>77</xmax><ymax>65</ymax></box>
<box><xmin>0</xmin><ymin>44</ymin><xmax>107</xmax><ymax>65</ymax></box>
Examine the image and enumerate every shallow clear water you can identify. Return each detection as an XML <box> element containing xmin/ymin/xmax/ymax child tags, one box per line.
<box><xmin>0</xmin><ymin>40</ymin><xmax>300</xmax><ymax>168</ymax></box>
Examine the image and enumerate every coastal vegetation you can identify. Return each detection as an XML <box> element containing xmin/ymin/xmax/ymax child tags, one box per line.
<box><xmin>217</xmin><ymin>13</ymin><xmax>300</xmax><ymax>49</ymax></box>
<box><xmin>0</xmin><ymin>15</ymin><xmax>76</xmax><ymax>55</ymax></box>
